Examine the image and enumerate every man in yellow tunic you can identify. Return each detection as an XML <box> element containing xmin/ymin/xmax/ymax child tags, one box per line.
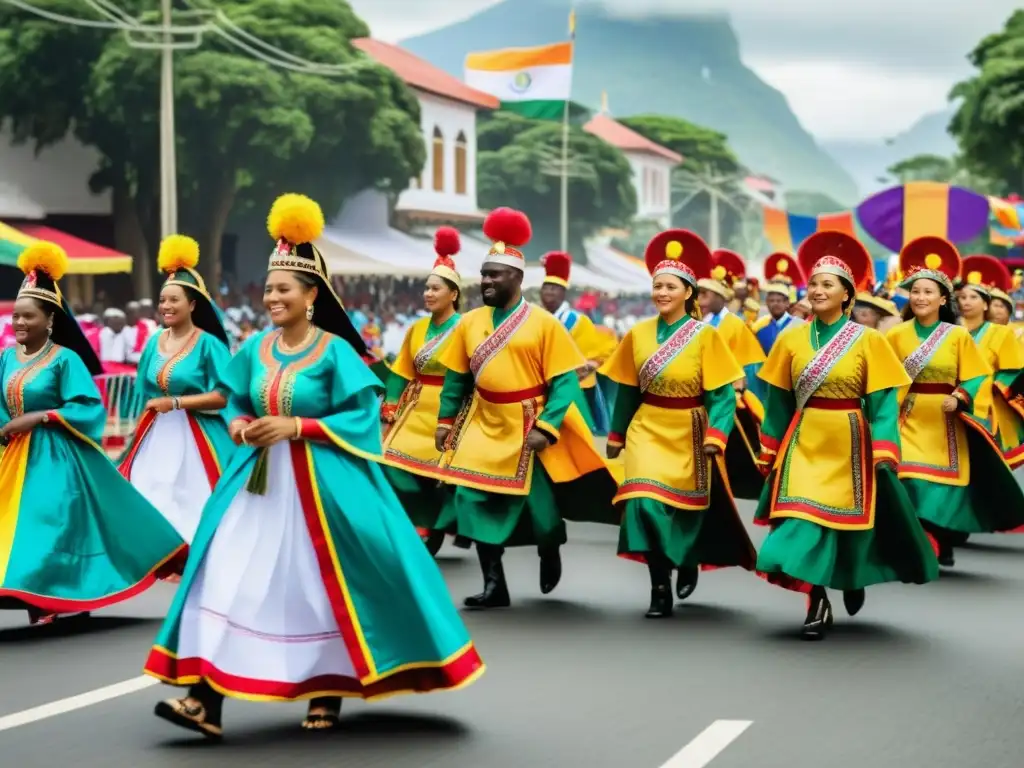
<box><xmin>697</xmin><ymin>249</ymin><xmax>768</xmax><ymax>500</ymax></box>
<box><xmin>431</xmin><ymin>208</ymin><xmax>619</xmax><ymax>609</ymax></box>
<box><xmin>538</xmin><ymin>250</ymin><xmax>617</xmax><ymax>435</ymax></box>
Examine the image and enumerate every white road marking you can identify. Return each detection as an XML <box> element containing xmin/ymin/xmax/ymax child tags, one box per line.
<box><xmin>0</xmin><ymin>675</ymin><xmax>158</xmax><ymax>732</ymax></box>
<box><xmin>659</xmin><ymin>720</ymin><xmax>753</xmax><ymax>767</ymax></box>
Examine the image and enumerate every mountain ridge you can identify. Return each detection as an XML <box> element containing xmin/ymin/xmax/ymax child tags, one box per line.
<box><xmin>398</xmin><ymin>0</ymin><xmax>859</xmax><ymax>205</ymax></box>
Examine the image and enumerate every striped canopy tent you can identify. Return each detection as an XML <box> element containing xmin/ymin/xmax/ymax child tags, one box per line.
<box><xmin>0</xmin><ymin>222</ymin><xmax>133</xmax><ymax>274</ymax></box>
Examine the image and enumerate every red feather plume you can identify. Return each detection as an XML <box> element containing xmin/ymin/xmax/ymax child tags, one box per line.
<box><xmin>483</xmin><ymin>207</ymin><xmax>532</xmax><ymax>247</ymax></box>
<box><xmin>434</xmin><ymin>226</ymin><xmax>461</xmax><ymax>258</ymax></box>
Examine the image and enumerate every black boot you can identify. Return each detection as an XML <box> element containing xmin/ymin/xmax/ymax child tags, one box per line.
<box><xmin>452</xmin><ymin>535</ymin><xmax>473</xmax><ymax>549</ymax></box>
<box><xmin>539</xmin><ymin>546</ymin><xmax>562</xmax><ymax>595</ymax></box>
<box><xmin>645</xmin><ymin>562</ymin><xmax>673</xmax><ymax>618</ymax></box>
<box><xmin>675</xmin><ymin>565</ymin><xmax>699</xmax><ymax>601</ymax></box>
<box><xmin>464</xmin><ymin>544</ymin><xmax>511</xmax><ymax>609</ymax></box>
<box><xmin>843</xmin><ymin>588</ymin><xmax>865</xmax><ymax>617</ymax></box>
<box><xmin>422</xmin><ymin>529</ymin><xmax>446</xmax><ymax>556</ymax></box>
<box><xmin>801</xmin><ymin>587</ymin><xmax>833</xmax><ymax>640</ymax></box>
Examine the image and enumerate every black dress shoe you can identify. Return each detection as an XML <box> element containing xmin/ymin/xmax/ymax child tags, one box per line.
<box><xmin>842</xmin><ymin>588</ymin><xmax>865</xmax><ymax>616</ymax></box>
<box><xmin>938</xmin><ymin>543</ymin><xmax>955</xmax><ymax>568</ymax></box>
<box><xmin>464</xmin><ymin>545</ymin><xmax>511</xmax><ymax>609</ymax></box>
<box><xmin>452</xmin><ymin>535</ymin><xmax>473</xmax><ymax>549</ymax></box>
<box><xmin>539</xmin><ymin>548</ymin><xmax>562</xmax><ymax>594</ymax></box>
<box><xmin>645</xmin><ymin>586</ymin><xmax>673</xmax><ymax>618</ymax></box>
<box><xmin>801</xmin><ymin>590</ymin><xmax>833</xmax><ymax>640</ymax></box>
<box><xmin>675</xmin><ymin>566</ymin><xmax>699</xmax><ymax>601</ymax></box>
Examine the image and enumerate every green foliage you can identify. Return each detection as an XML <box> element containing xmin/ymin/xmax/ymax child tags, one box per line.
<box><xmin>784</xmin><ymin>190</ymin><xmax>846</xmax><ymax>216</ymax></box>
<box><xmin>949</xmin><ymin>10</ymin><xmax>1024</xmax><ymax>194</ymax></box>
<box><xmin>619</xmin><ymin>115</ymin><xmax>740</xmax><ymax>175</ymax></box>
<box><xmin>476</xmin><ymin>111</ymin><xmax>636</xmax><ymax>260</ymax></box>
<box><xmin>0</xmin><ymin>0</ymin><xmax>425</xmax><ymax>288</ymax></box>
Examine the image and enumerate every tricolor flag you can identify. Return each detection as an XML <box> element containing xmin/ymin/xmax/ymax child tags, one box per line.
<box><xmin>464</xmin><ymin>40</ymin><xmax>574</xmax><ymax>121</ymax></box>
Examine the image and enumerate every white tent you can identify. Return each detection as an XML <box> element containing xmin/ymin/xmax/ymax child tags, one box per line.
<box><xmin>581</xmin><ymin>239</ymin><xmax>651</xmax><ymax>292</ymax></box>
<box><xmin>0</xmin><ymin>182</ymin><xmax>45</xmax><ymax>219</ymax></box>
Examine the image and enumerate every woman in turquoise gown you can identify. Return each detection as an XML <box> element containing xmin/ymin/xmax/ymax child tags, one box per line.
<box><xmin>118</xmin><ymin>236</ymin><xmax>235</xmax><ymax>548</ymax></box>
<box><xmin>146</xmin><ymin>194</ymin><xmax>484</xmax><ymax>739</ymax></box>
<box><xmin>0</xmin><ymin>242</ymin><xmax>185</xmax><ymax>625</ymax></box>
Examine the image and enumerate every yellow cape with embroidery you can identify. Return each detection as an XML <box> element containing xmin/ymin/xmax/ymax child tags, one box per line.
<box><xmin>886</xmin><ymin>319</ymin><xmax>1024</xmax><ymax>534</ymax></box>
<box><xmin>967</xmin><ymin>321</ymin><xmax>1024</xmax><ymax>468</ymax></box>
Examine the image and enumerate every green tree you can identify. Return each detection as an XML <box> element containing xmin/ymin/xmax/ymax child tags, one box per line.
<box><xmin>0</xmin><ymin>0</ymin><xmax>425</xmax><ymax>293</ymax></box>
<box><xmin>476</xmin><ymin>112</ymin><xmax>636</xmax><ymax>261</ymax></box>
<box><xmin>618</xmin><ymin>114</ymin><xmax>747</xmax><ymax>248</ymax></box>
<box><xmin>785</xmin><ymin>190</ymin><xmax>846</xmax><ymax>216</ymax></box>
<box><xmin>949</xmin><ymin>11</ymin><xmax>1024</xmax><ymax>194</ymax></box>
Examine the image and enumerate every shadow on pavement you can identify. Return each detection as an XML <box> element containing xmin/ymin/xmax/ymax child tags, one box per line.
<box><xmin>0</xmin><ymin>615</ymin><xmax>159</xmax><ymax>643</ymax></box>
<box><xmin>960</xmin><ymin>540</ymin><xmax>1024</xmax><ymax>555</ymax></box>
<box><xmin>157</xmin><ymin>711</ymin><xmax>470</xmax><ymax>750</ymax></box>
<box><xmin>935</xmin><ymin>568</ymin><xmax>1005</xmax><ymax>586</ymax></box>
<box><xmin>760</xmin><ymin>618</ymin><xmax>925</xmax><ymax>648</ymax></box>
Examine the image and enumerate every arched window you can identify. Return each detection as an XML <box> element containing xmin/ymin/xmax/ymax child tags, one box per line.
<box><xmin>454</xmin><ymin>131</ymin><xmax>468</xmax><ymax>195</ymax></box>
<box><xmin>432</xmin><ymin>126</ymin><xmax>445</xmax><ymax>192</ymax></box>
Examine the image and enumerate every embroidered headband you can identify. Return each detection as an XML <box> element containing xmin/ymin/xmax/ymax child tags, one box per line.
<box><xmin>266</xmin><ymin>193</ymin><xmax>329</xmax><ymax>282</ymax></box>
<box><xmin>17</xmin><ymin>241</ymin><xmax>68</xmax><ymax>309</ymax></box>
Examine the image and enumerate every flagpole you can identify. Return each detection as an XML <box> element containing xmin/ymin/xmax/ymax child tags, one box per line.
<box><xmin>559</xmin><ymin>5</ymin><xmax>576</xmax><ymax>253</ymax></box>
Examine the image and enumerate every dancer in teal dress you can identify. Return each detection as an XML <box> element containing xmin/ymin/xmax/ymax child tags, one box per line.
<box><xmin>0</xmin><ymin>241</ymin><xmax>185</xmax><ymax>625</ymax></box>
<box><xmin>119</xmin><ymin>235</ymin><xmax>235</xmax><ymax>547</ymax></box>
<box><xmin>146</xmin><ymin>194</ymin><xmax>483</xmax><ymax>740</ymax></box>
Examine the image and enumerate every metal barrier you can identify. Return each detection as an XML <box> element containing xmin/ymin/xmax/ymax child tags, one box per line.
<box><xmin>95</xmin><ymin>373</ymin><xmax>144</xmax><ymax>456</ymax></box>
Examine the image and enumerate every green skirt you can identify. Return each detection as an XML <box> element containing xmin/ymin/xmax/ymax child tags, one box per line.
<box><xmin>755</xmin><ymin>467</ymin><xmax>938</xmax><ymax>591</ymax></box>
<box><xmin>439</xmin><ymin>457</ymin><xmax>619</xmax><ymax>549</ymax></box>
<box><xmin>905</xmin><ymin>416</ymin><xmax>1024</xmax><ymax>534</ymax></box>
<box><xmin>382</xmin><ymin>464</ymin><xmax>453</xmax><ymax>532</ymax></box>
<box><xmin>617</xmin><ymin>458</ymin><xmax>756</xmax><ymax>570</ymax></box>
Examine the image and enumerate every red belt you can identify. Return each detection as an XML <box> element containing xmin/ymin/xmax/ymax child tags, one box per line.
<box><xmin>805</xmin><ymin>397</ymin><xmax>860</xmax><ymax>410</ymax></box>
<box><xmin>476</xmin><ymin>384</ymin><xmax>546</xmax><ymax>404</ymax></box>
<box><xmin>909</xmin><ymin>383</ymin><xmax>954</xmax><ymax>395</ymax></box>
<box><xmin>642</xmin><ymin>393</ymin><xmax>704</xmax><ymax>409</ymax></box>
<box><xmin>416</xmin><ymin>373</ymin><xmax>445</xmax><ymax>387</ymax></box>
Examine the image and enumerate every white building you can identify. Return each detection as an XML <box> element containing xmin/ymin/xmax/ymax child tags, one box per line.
<box><xmin>352</xmin><ymin>38</ymin><xmax>498</xmax><ymax>226</ymax></box>
<box><xmin>583</xmin><ymin>113</ymin><xmax>682</xmax><ymax>229</ymax></box>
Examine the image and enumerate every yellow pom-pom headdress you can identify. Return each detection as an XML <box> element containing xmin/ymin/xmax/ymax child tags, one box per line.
<box><xmin>17</xmin><ymin>240</ymin><xmax>69</xmax><ymax>308</ymax></box>
<box><xmin>267</xmin><ymin>193</ymin><xmax>329</xmax><ymax>283</ymax></box>
<box><xmin>158</xmin><ymin>234</ymin><xmax>213</xmax><ymax>300</ymax></box>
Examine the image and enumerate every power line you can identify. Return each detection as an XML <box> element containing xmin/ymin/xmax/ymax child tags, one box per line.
<box><xmin>1</xmin><ymin>0</ymin><xmax>373</xmax><ymax>75</ymax></box>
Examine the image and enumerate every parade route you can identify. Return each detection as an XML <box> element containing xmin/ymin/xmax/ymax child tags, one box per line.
<box><xmin>2</xmin><ymin>511</ymin><xmax>1024</xmax><ymax>767</ymax></box>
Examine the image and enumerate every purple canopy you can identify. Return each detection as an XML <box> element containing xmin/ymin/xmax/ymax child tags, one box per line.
<box><xmin>855</xmin><ymin>183</ymin><xmax>990</xmax><ymax>253</ymax></box>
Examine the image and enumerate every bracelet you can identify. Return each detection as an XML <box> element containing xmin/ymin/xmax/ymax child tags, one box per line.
<box><xmin>294</xmin><ymin>417</ymin><xmax>302</xmax><ymax>439</ymax></box>
<box><xmin>171</xmin><ymin>396</ymin><xmax>181</xmax><ymax>410</ymax></box>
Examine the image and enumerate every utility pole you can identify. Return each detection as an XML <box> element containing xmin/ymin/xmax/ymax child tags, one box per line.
<box><xmin>159</xmin><ymin>0</ymin><xmax>178</xmax><ymax>239</ymax></box>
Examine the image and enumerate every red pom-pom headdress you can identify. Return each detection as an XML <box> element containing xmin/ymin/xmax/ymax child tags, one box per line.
<box><xmin>961</xmin><ymin>253</ymin><xmax>1010</xmax><ymax>299</ymax></box>
<box><xmin>763</xmin><ymin>251</ymin><xmax>804</xmax><ymax>298</ymax></box>
<box><xmin>483</xmin><ymin>207</ymin><xmax>532</xmax><ymax>271</ymax></box>
<box><xmin>798</xmin><ymin>232</ymin><xmax>872</xmax><ymax>292</ymax></box>
<box><xmin>898</xmin><ymin>236</ymin><xmax>960</xmax><ymax>295</ymax></box>
<box><xmin>431</xmin><ymin>226</ymin><xmax>461</xmax><ymax>286</ymax></box>
<box><xmin>541</xmin><ymin>251</ymin><xmax>572</xmax><ymax>288</ymax></box>
<box><xmin>643</xmin><ymin>229</ymin><xmax>712</xmax><ymax>287</ymax></box>
<box><xmin>698</xmin><ymin>248</ymin><xmax>746</xmax><ymax>299</ymax></box>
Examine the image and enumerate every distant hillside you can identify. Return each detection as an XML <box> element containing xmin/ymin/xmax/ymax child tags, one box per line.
<box><xmin>399</xmin><ymin>0</ymin><xmax>859</xmax><ymax>205</ymax></box>
<box><xmin>823</xmin><ymin>107</ymin><xmax>957</xmax><ymax>196</ymax></box>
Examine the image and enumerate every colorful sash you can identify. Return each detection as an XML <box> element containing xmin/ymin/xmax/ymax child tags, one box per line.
<box><xmin>793</xmin><ymin>322</ymin><xmax>865</xmax><ymax>410</ymax></box>
<box><xmin>413</xmin><ymin>324</ymin><xmax>456</xmax><ymax>374</ymax></box>
<box><xmin>638</xmin><ymin>319</ymin><xmax>704</xmax><ymax>393</ymax></box>
<box><xmin>554</xmin><ymin>302</ymin><xmax>578</xmax><ymax>332</ymax></box>
<box><xmin>470</xmin><ymin>301</ymin><xmax>532</xmax><ymax>379</ymax></box>
<box><xmin>902</xmin><ymin>322</ymin><xmax>954</xmax><ymax>382</ymax></box>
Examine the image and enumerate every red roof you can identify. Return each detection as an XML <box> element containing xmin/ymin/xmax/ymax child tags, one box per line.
<box><xmin>16</xmin><ymin>224</ymin><xmax>132</xmax><ymax>274</ymax></box>
<box><xmin>352</xmin><ymin>39</ymin><xmax>499</xmax><ymax>111</ymax></box>
<box><xmin>583</xmin><ymin>114</ymin><xmax>683</xmax><ymax>164</ymax></box>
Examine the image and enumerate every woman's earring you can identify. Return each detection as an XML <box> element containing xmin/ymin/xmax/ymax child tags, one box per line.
<box><xmin>305</xmin><ymin>304</ymin><xmax>314</xmax><ymax>321</ymax></box>
<box><xmin>47</xmin><ymin>325</ymin><xmax>53</xmax><ymax>337</ymax></box>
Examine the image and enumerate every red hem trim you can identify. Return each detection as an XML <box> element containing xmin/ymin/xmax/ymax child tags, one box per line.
<box><xmin>607</xmin><ymin>431</ymin><xmax>625</xmax><ymax>445</ymax></box>
<box><xmin>761</xmin><ymin>433</ymin><xmax>780</xmax><ymax>452</ymax></box>
<box><xmin>437</xmin><ymin>417</ymin><xmax>455</xmax><ymax>427</ymax></box>
<box><xmin>143</xmin><ymin>644</ymin><xmax>484</xmax><ymax>701</ymax></box>
<box><xmin>0</xmin><ymin>544</ymin><xmax>187</xmax><ymax>612</ymax></box>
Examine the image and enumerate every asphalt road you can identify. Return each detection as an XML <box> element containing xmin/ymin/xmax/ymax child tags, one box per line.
<box><xmin>2</xmin><ymin>508</ymin><xmax>1024</xmax><ymax>768</ymax></box>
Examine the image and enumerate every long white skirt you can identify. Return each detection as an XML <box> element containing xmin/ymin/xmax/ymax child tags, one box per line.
<box><xmin>176</xmin><ymin>441</ymin><xmax>358</xmax><ymax>686</ymax></box>
<box><xmin>128</xmin><ymin>409</ymin><xmax>211</xmax><ymax>543</ymax></box>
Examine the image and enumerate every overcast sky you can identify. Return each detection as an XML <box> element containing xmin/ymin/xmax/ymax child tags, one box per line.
<box><xmin>348</xmin><ymin>0</ymin><xmax>1018</xmax><ymax>143</ymax></box>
